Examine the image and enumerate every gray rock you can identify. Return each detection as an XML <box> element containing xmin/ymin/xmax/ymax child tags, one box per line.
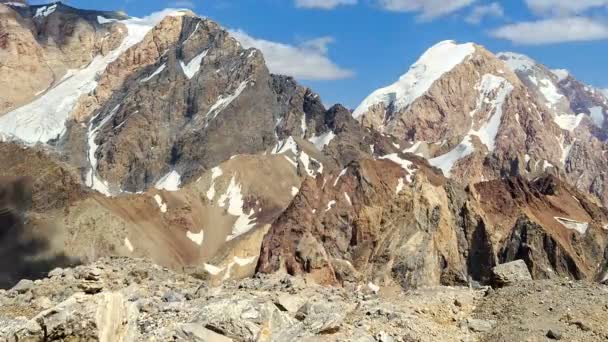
<box><xmin>11</xmin><ymin>279</ymin><xmax>34</xmax><ymax>294</ymax></box>
<box><xmin>163</xmin><ymin>290</ymin><xmax>186</xmax><ymax>303</ymax></box>
<box><xmin>491</xmin><ymin>260</ymin><xmax>532</xmax><ymax>287</ymax></box>
<box><xmin>465</xmin><ymin>318</ymin><xmax>496</xmax><ymax>333</ymax></box>
<box><xmin>275</xmin><ymin>293</ymin><xmax>307</xmax><ymax>313</ymax></box>
<box><xmin>175</xmin><ymin>323</ymin><xmax>234</xmax><ymax>341</ymax></box>
<box><xmin>48</xmin><ymin>267</ymin><xmax>64</xmax><ymax>278</ymax></box>
<box><xmin>376</xmin><ymin>331</ymin><xmax>395</xmax><ymax>342</ymax></box>
<box><xmin>547</xmin><ymin>329</ymin><xmax>562</xmax><ymax>340</ymax></box>
<box><xmin>82</xmin><ymin>267</ymin><xmax>103</xmax><ymax>281</ymax></box>
<box><xmin>296</xmin><ymin>301</ymin><xmax>347</xmax><ymax>334</ymax></box>
<box><xmin>78</xmin><ymin>281</ymin><xmax>103</xmax><ymax>294</ymax></box>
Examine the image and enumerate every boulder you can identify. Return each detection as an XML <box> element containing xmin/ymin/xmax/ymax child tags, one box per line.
<box><xmin>491</xmin><ymin>260</ymin><xmax>532</xmax><ymax>287</ymax></box>
<box><xmin>11</xmin><ymin>279</ymin><xmax>33</xmax><ymax>294</ymax></box>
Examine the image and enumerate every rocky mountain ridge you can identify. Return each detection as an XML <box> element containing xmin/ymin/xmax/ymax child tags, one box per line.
<box><xmin>355</xmin><ymin>41</ymin><xmax>608</xmax><ymax>209</ymax></box>
<box><xmin>1</xmin><ymin>0</ymin><xmax>608</xmax><ymax>312</ymax></box>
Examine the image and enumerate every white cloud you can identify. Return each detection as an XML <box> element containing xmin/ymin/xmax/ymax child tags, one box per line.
<box><xmin>229</xmin><ymin>30</ymin><xmax>354</xmax><ymax>80</ymax></box>
<box><xmin>525</xmin><ymin>0</ymin><xmax>608</xmax><ymax>16</ymax></box>
<box><xmin>295</xmin><ymin>0</ymin><xmax>357</xmax><ymax>9</ymax></box>
<box><xmin>491</xmin><ymin>17</ymin><xmax>608</xmax><ymax>45</ymax></box>
<box><xmin>377</xmin><ymin>0</ymin><xmax>475</xmax><ymax>20</ymax></box>
<box><xmin>465</xmin><ymin>2</ymin><xmax>504</xmax><ymax>24</ymax></box>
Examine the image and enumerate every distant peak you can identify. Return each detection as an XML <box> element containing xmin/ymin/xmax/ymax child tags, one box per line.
<box><xmin>496</xmin><ymin>52</ymin><xmax>537</xmax><ymax>72</ymax></box>
<box><xmin>353</xmin><ymin>40</ymin><xmax>476</xmax><ymax>119</ymax></box>
<box><xmin>1</xmin><ymin>0</ymin><xmax>28</xmax><ymax>7</ymax></box>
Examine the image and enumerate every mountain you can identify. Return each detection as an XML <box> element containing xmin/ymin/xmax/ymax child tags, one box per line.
<box><xmin>354</xmin><ymin>41</ymin><xmax>608</xmax><ymax>209</ymax></box>
<box><xmin>1</xmin><ymin>0</ymin><xmax>608</xmax><ymax>316</ymax></box>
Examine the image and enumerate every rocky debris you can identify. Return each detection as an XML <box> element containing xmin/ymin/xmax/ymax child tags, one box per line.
<box><xmin>491</xmin><ymin>260</ymin><xmax>532</xmax><ymax>287</ymax></box>
<box><xmin>474</xmin><ymin>280</ymin><xmax>608</xmax><ymax>341</ymax></box>
<box><xmin>1</xmin><ymin>258</ymin><xmax>606</xmax><ymax>341</ymax></box>
<box><xmin>0</xmin><ymin>257</ymin><xmax>492</xmax><ymax>342</ymax></box>
<box><xmin>463</xmin><ymin>318</ymin><xmax>496</xmax><ymax>333</ymax></box>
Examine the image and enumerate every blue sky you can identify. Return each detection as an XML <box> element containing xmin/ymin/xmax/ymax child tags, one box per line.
<box><xmin>31</xmin><ymin>0</ymin><xmax>608</xmax><ymax>108</ymax></box>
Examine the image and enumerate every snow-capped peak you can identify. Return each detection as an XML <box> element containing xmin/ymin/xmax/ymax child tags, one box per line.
<box><xmin>497</xmin><ymin>52</ymin><xmax>536</xmax><ymax>73</ymax></box>
<box><xmin>0</xmin><ymin>9</ymin><xmax>185</xmax><ymax>145</ymax></box>
<box><xmin>551</xmin><ymin>69</ymin><xmax>570</xmax><ymax>82</ymax></box>
<box><xmin>353</xmin><ymin>40</ymin><xmax>476</xmax><ymax>119</ymax></box>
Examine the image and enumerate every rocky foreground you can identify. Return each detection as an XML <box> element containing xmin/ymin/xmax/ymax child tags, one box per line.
<box><xmin>1</xmin><ymin>258</ymin><xmax>607</xmax><ymax>342</ymax></box>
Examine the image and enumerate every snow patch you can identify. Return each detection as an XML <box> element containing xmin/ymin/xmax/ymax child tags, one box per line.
<box><xmin>403</xmin><ymin>141</ymin><xmax>422</xmax><ymax>155</ymax></box>
<box><xmin>554</xmin><ymin>217</ymin><xmax>589</xmax><ymax>235</ymax></box>
<box><xmin>273</xmin><ymin>136</ymin><xmax>298</xmax><ymax>155</ymax></box>
<box><xmin>299</xmin><ymin>151</ymin><xmax>321</xmax><ymax>177</ymax></box>
<box><xmin>325</xmin><ymin>200</ymin><xmax>336</xmax><ymax>212</ymax></box>
<box><xmin>233</xmin><ymin>256</ymin><xmax>257</xmax><ymax>266</ymax></box>
<box><xmin>561</xmin><ymin>139</ymin><xmax>575</xmax><ymax>165</ymax></box>
<box><xmin>206</xmin><ymin>81</ymin><xmax>249</xmax><ymax>119</ymax></box>
<box><xmin>218</xmin><ymin>177</ymin><xmax>257</xmax><ymax>241</ymax></box>
<box><xmin>551</xmin><ymin>69</ymin><xmax>570</xmax><ymax>81</ymax></box>
<box><xmin>97</xmin><ymin>16</ymin><xmax>117</xmax><ymax>24</ymax></box>
<box><xmin>204</xmin><ymin>263</ymin><xmax>224</xmax><ymax>275</ymax></box>
<box><xmin>124</xmin><ymin>237</ymin><xmax>134</xmax><ymax>253</ymax></box>
<box><xmin>180</xmin><ymin>50</ymin><xmax>207</xmax><ymax>79</ymax></box>
<box><xmin>554</xmin><ymin>113</ymin><xmax>585</xmax><ymax>131</ymax></box>
<box><xmin>206</xmin><ymin>185</ymin><xmax>216</xmax><ymax>201</ymax></box>
<box><xmin>469</xmin><ymin>74</ymin><xmax>513</xmax><ymax>151</ymax></box>
<box><xmin>34</xmin><ymin>4</ymin><xmax>57</xmax><ymax>18</ymax></box>
<box><xmin>396</xmin><ymin>178</ymin><xmax>405</xmax><ymax>194</ymax></box>
<box><xmin>211</xmin><ymin>166</ymin><xmax>223</xmax><ymax>180</ymax></box>
<box><xmin>3</xmin><ymin>2</ymin><xmax>27</xmax><ymax>7</ymax></box>
<box><xmin>589</xmin><ymin>106</ymin><xmax>605</xmax><ymax>127</ymax></box>
<box><xmin>283</xmin><ymin>155</ymin><xmax>297</xmax><ymax>168</ymax></box>
<box><xmin>539</xmin><ymin>78</ymin><xmax>564</xmax><ymax>107</ymax></box>
<box><xmin>334</xmin><ymin>168</ymin><xmax>348</xmax><ymax>187</ymax></box>
<box><xmin>140</xmin><ymin>64</ymin><xmax>166</xmax><ymax>83</ymax></box>
<box><xmin>155</xmin><ymin>170</ymin><xmax>181</xmax><ymax>191</ymax></box>
<box><xmin>379</xmin><ymin>154</ymin><xmax>414</xmax><ymax>171</ymax></box>
<box><xmin>85</xmin><ymin>105</ymin><xmax>120</xmax><ymax>196</ymax></box>
<box><xmin>154</xmin><ymin>194</ymin><xmax>167</xmax><ymax>213</ymax></box>
<box><xmin>344</xmin><ymin>192</ymin><xmax>352</xmax><ymax>206</ymax></box>
<box><xmin>187</xmin><ymin>230</ymin><xmax>204</xmax><ymax>245</ymax></box>
<box><xmin>497</xmin><ymin>52</ymin><xmax>536</xmax><ymax>72</ymax></box>
<box><xmin>206</xmin><ymin>166</ymin><xmax>223</xmax><ymax>200</ymax></box>
<box><xmin>184</xmin><ymin>21</ymin><xmax>201</xmax><ymax>43</ymax></box>
<box><xmin>291</xmin><ymin>187</ymin><xmax>299</xmax><ymax>196</ymax></box>
<box><xmin>429</xmin><ymin>136</ymin><xmax>475</xmax><ymax>177</ymax></box>
<box><xmin>367</xmin><ymin>282</ymin><xmax>380</xmax><ymax>294</ymax></box>
<box><xmin>308</xmin><ymin>130</ymin><xmax>336</xmax><ymax>151</ymax></box>
<box><xmin>354</xmin><ymin>41</ymin><xmax>475</xmax><ymax>120</ymax></box>
<box><xmin>301</xmin><ymin>115</ymin><xmax>307</xmax><ymax>137</ymax></box>
<box><xmin>542</xmin><ymin>160</ymin><xmax>554</xmax><ymax>171</ymax></box>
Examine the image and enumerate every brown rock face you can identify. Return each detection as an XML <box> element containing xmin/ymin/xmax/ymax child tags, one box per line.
<box><xmin>257</xmin><ymin>157</ymin><xmax>468</xmax><ymax>288</ymax></box>
<box><xmin>257</xmin><ymin>153</ymin><xmax>608</xmax><ymax>289</ymax></box>
<box><xmin>0</xmin><ymin>2</ymin><xmax>126</xmax><ymax>115</ymax></box>
<box><xmin>0</xmin><ymin>4</ymin><xmax>53</xmax><ymax>114</ymax></box>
